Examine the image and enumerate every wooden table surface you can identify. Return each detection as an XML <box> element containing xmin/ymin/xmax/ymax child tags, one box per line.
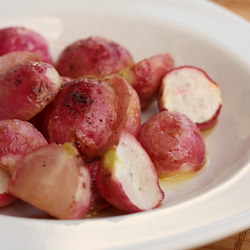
<box><xmin>212</xmin><ymin>0</ymin><xmax>250</xmax><ymax>20</ymax></box>
<box><xmin>195</xmin><ymin>1</ymin><xmax>250</xmax><ymax>249</ymax></box>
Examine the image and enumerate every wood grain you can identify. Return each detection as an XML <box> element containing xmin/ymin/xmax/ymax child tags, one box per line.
<box><xmin>195</xmin><ymin>230</ymin><xmax>250</xmax><ymax>250</ymax></box>
<box><xmin>212</xmin><ymin>0</ymin><xmax>250</xmax><ymax>20</ymax></box>
<box><xmin>195</xmin><ymin>1</ymin><xmax>249</xmax><ymax>249</ymax></box>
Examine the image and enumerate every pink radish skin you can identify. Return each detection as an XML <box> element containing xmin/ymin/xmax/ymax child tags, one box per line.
<box><xmin>56</xmin><ymin>36</ymin><xmax>134</xmax><ymax>79</ymax></box>
<box><xmin>196</xmin><ymin>105</ymin><xmax>222</xmax><ymax>131</ymax></box>
<box><xmin>121</xmin><ymin>53</ymin><xmax>174</xmax><ymax>110</ymax></box>
<box><xmin>0</xmin><ymin>27</ymin><xmax>53</xmax><ymax>64</ymax></box>
<box><xmin>97</xmin><ymin>132</ymin><xmax>164</xmax><ymax>213</ymax></box>
<box><xmin>9</xmin><ymin>143</ymin><xmax>91</xmax><ymax>220</ymax></box>
<box><xmin>158</xmin><ymin>66</ymin><xmax>222</xmax><ymax>131</ymax></box>
<box><xmin>0</xmin><ymin>61</ymin><xmax>62</xmax><ymax>121</ymax></box>
<box><xmin>43</xmin><ymin>77</ymin><xmax>117</xmax><ymax>160</ymax></box>
<box><xmin>138</xmin><ymin>111</ymin><xmax>206</xmax><ymax>178</ymax></box>
<box><xmin>0</xmin><ymin>119</ymin><xmax>48</xmax><ymax>174</ymax></box>
<box><xmin>0</xmin><ymin>168</ymin><xmax>15</xmax><ymax>208</ymax></box>
<box><xmin>0</xmin><ymin>51</ymin><xmax>42</xmax><ymax>75</ymax></box>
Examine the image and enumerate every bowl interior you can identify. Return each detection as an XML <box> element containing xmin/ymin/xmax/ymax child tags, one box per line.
<box><xmin>1</xmin><ymin>8</ymin><xmax>250</xmax><ymax>218</ymax></box>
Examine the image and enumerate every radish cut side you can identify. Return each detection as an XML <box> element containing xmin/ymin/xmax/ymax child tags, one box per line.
<box><xmin>159</xmin><ymin>66</ymin><xmax>222</xmax><ymax>130</ymax></box>
<box><xmin>9</xmin><ymin>143</ymin><xmax>91</xmax><ymax>219</ymax></box>
<box><xmin>97</xmin><ymin>132</ymin><xmax>164</xmax><ymax>212</ymax></box>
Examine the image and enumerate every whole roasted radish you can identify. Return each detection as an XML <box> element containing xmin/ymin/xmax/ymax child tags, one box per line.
<box><xmin>9</xmin><ymin>143</ymin><xmax>91</xmax><ymax>220</ymax></box>
<box><xmin>43</xmin><ymin>76</ymin><xmax>117</xmax><ymax>160</ymax></box>
<box><xmin>121</xmin><ymin>53</ymin><xmax>174</xmax><ymax>109</ymax></box>
<box><xmin>56</xmin><ymin>36</ymin><xmax>134</xmax><ymax>78</ymax></box>
<box><xmin>158</xmin><ymin>66</ymin><xmax>222</xmax><ymax>130</ymax></box>
<box><xmin>0</xmin><ymin>27</ymin><xmax>53</xmax><ymax>64</ymax></box>
<box><xmin>0</xmin><ymin>61</ymin><xmax>62</xmax><ymax>121</ymax></box>
<box><xmin>0</xmin><ymin>119</ymin><xmax>47</xmax><ymax>174</ymax></box>
<box><xmin>97</xmin><ymin>132</ymin><xmax>164</xmax><ymax>213</ymax></box>
<box><xmin>138</xmin><ymin>111</ymin><xmax>206</xmax><ymax>178</ymax></box>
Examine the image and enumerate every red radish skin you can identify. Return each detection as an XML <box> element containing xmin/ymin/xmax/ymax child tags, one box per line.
<box><xmin>158</xmin><ymin>66</ymin><xmax>222</xmax><ymax>131</ymax></box>
<box><xmin>43</xmin><ymin>77</ymin><xmax>117</xmax><ymax>160</ymax></box>
<box><xmin>0</xmin><ymin>168</ymin><xmax>15</xmax><ymax>208</ymax></box>
<box><xmin>0</xmin><ymin>61</ymin><xmax>62</xmax><ymax>121</ymax></box>
<box><xmin>8</xmin><ymin>143</ymin><xmax>91</xmax><ymax>220</ymax></box>
<box><xmin>138</xmin><ymin>111</ymin><xmax>206</xmax><ymax>178</ymax></box>
<box><xmin>0</xmin><ymin>51</ymin><xmax>42</xmax><ymax>75</ymax></box>
<box><xmin>56</xmin><ymin>36</ymin><xmax>134</xmax><ymax>79</ymax></box>
<box><xmin>196</xmin><ymin>105</ymin><xmax>222</xmax><ymax>131</ymax></box>
<box><xmin>0</xmin><ymin>27</ymin><xmax>53</xmax><ymax>64</ymax></box>
<box><xmin>97</xmin><ymin>132</ymin><xmax>164</xmax><ymax>213</ymax></box>
<box><xmin>0</xmin><ymin>119</ymin><xmax>48</xmax><ymax>174</ymax></box>
<box><xmin>121</xmin><ymin>53</ymin><xmax>174</xmax><ymax>109</ymax></box>
<box><xmin>97</xmin><ymin>168</ymin><xmax>141</xmax><ymax>212</ymax></box>
<box><xmin>0</xmin><ymin>193</ymin><xmax>15</xmax><ymax>208</ymax></box>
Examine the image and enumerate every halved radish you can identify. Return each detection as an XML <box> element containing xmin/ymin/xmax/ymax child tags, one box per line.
<box><xmin>121</xmin><ymin>53</ymin><xmax>174</xmax><ymax>110</ymax></box>
<box><xmin>9</xmin><ymin>143</ymin><xmax>91</xmax><ymax>220</ymax></box>
<box><xmin>97</xmin><ymin>132</ymin><xmax>164</xmax><ymax>213</ymax></box>
<box><xmin>0</xmin><ymin>119</ymin><xmax>48</xmax><ymax>174</ymax></box>
<box><xmin>0</xmin><ymin>168</ymin><xmax>15</xmax><ymax>207</ymax></box>
<box><xmin>158</xmin><ymin>66</ymin><xmax>222</xmax><ymax>130</ymax></box>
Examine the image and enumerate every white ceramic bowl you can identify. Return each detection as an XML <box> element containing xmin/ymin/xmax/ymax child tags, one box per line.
<box><xmin>0</xmin><ymin>0</ymin><xmax>250</xmax><ymax>249</ymax></box>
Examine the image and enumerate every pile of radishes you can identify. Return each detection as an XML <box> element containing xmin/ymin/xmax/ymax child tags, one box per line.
<box><xmin>0</xmin><ymin>26</ymin><xmax>222</xmax><ymax>219</ymax></box>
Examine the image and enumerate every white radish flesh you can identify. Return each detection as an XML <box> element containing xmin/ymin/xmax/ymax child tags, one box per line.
<box><xmin>159</xmin><ymin>66</ymin><xmax>222</xmax><ymax>130</ymax></box>
<box><xmin>97</xmin><ymin>132</ymin><xmax>164</xmax><ymax>212</ymax></box>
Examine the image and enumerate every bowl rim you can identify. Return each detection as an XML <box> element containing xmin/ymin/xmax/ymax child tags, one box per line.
<box><xmin>0</xmin><ymin>0</ymin><xmax>250</xmax><ymax>249</ymax></box>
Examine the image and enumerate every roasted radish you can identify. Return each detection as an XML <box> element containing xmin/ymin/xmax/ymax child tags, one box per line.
<box><xmin>56</xmin><ymin>36</ymin><xmax>134</xmax><ymax>78</ymax></box>
<box><xmin>138</xmin><ymin>111</ymin><xmax>206</xmax><ymax>178</ymax></box>
<box><xmin>43</xmin><ymin>76</ymin><xmax>117</xmax><ymax>160</ymax></box>
<box><xmin>0</xmin><ymin>51</ymin><xmax>42</xmax><ymax>75</ymax></box>
<box><xmin>97</xmin><ymin>132</ymin><xmax>164</xmax><ymax>213</ymax></box>
<box><xmin>9</xmin><ymin>143</ymin><xmax>91</xmax><ymax>220</ymax></box>
<box><xmin>43</xmin><ymin>75</ymin><xmax>141</xmax><ymax>160</ymax></box>
<box><xmin>158</xmin><ymin>66</ymin><xmax>222</xmax><ymax>130</ymax></box>
<box><xmin>0</xmin><ymin>119</ymin><xmax>47</xmax><ymax>174</ymax></box>
<box><xmin>121</xmin><ymin>53</ymin><xmax>174</xmax><ymax>109</ymax></box>
<box><xmin>0</xmin><ymin>61</ymin><xmax>62</xmax><ymax>120</ymax></box>
<box><xmin>0</xmin><ymin>27</ymin><xmax>53</xmax><ymax>64</ymax></box>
